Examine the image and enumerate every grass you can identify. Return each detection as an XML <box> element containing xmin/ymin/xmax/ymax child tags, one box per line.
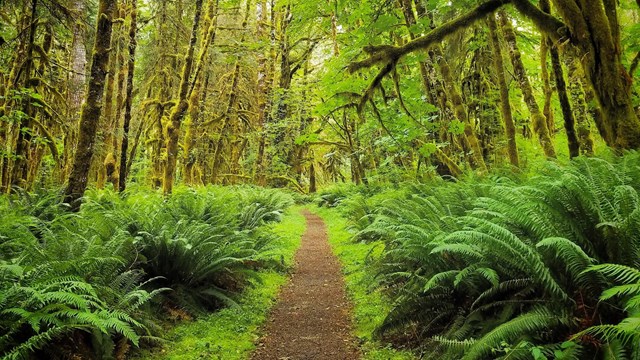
<box><xmin>311</xmin><ymin>207</ymin><xmax>416</xmax><ymax>360</ymax></box>
<box><xmin>136</xmin><ymin>206</ymin><xmax>306</xmax><ymax>360</ymax></box>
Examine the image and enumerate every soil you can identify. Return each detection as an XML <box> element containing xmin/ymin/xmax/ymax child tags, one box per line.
<box><xmin>251</xmin><ymin>209</ymin><xmax>360</xmax><ymax>360</ymax></box>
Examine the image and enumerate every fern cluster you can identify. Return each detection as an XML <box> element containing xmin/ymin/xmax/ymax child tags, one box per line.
<box><xmin>0</xmin><ymin>185</ymin><xmax>293</xmax><ymax>359</ymax></box>
<box><xmin>340</xmin><ymin>153</ymin><xmax>640</xmax><ymax>359</ymax></box>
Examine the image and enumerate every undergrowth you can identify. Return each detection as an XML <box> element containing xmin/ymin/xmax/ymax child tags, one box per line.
<box><xmin>0</xmin><ymin>185</ymin><xmax>294</xmax><ymax>359</ymax></box>
<box><xmin>319</xmin><ymin>152</ymin><xmax>640</xmax><ymax>359</ymax></box>
<box><xmin>135</xmin><ymin>207</ymin><xmax>305</xmax><ymax>359</ymax></box>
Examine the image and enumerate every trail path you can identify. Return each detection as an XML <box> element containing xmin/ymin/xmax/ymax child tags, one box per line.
<box><xmin>251</xmin><ymin>209</ymin><xmax>360</xmax><ymax>360</ymax></box>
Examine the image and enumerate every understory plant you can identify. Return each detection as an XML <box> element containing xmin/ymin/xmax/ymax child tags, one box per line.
<box><xmin>0</xmin><ymin>185</ymin><xmax>293</xmax><ymax>359</ymax></box>
<box><xmin>341</xmin><ymin>153</ymin><xmax>640</xmax><ymax>359</ymax></box>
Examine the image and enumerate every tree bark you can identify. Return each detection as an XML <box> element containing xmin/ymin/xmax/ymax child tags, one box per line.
<box><xmin>11</xmin><ymin>0</ymin><xmax>39</xmax><ymax>189</ymax></box>
<box><xmin>550</xmin><ymin>44</ymin><xmax>579</xmax><ymax>158</ymax></box>
<box><xmin>498</xmin><ymin>10</ymin><xmax>556</xmax><ymax>158</ymax></box>
<box><xmin>183</xmin><ymin>0</ymin><xmax>219</xmax><ymax>185</ymax></box>
<box><xmin>432</xmin><ymin>44</ymin><xmax>488</xmax><ymax>172</ymax></box>
<box><xmin>538</xmin><ymin>3</ymin><xmax>555</xmax><ymax>136</ymax></box>
<box><xmin>542</xmin><ymin>0</ymin><xmax>640</xmax><ymax>149</ymax></box>
<box><xmin>98</xmin><ymin>17</ymin><xmax>121</xmax><ymax>189</ymax></box>
<box><xmin>566</xmin><ymin>57</ymin><xmax>594</xmax><ymax>156</ymax></box>
<box><xmin>253</xmin><ymin>0</ymin><xmax>276</xmax><ymax>186</ymax></box>
<box><xmin>118</xmin><ymin>0</ymin><xmax>138</xmax><ymax>192</ymax></box>
<box><xmin>162</xmin><ymin>0</ymin><xmax>205</xmax><ymax>195</ymax></box>
<box><xmin>64</xmin><ymin>0</ymin><xmax>116</xmax><ymax>210</ymax></box>
<box><xmin>487</xmin><ymin>14</ymin><xmax>519</xmax><ymax>167</ymax></box>
<box><xmin>211</xmin><ymin>0</ymin><xmax>252</xmax><ymax>183</ymax></box>
<box><xmin>62</xmin><ymin>0</ymin><xmax>88</xmax><ymax>183</ymax></box>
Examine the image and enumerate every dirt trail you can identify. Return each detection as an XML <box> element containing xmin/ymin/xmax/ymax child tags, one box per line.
<box><xmin>251</xmin><ymin>209</ymin><xmax>360</xmax><ymax>360</ymax></box>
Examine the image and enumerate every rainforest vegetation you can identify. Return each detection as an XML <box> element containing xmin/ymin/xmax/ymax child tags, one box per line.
<box><xmin>1</xmin><ymin>0</ymin><xmax>640</xmax><ymax>358</ymax></box>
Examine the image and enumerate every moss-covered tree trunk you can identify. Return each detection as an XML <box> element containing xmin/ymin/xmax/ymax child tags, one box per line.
<box><xmin>539</xmin><ymin>0</ymin><xmax>577</xmax><ymax>158</ymax></box>
<box><xmin>566</xmin><ymin>57</ymin><xmax>594</xmax><ymax>155</ymax></box>
<box><xmin>411</xmin><ymin>4</ymin><xmax>487</xmax><ymax>172</ymax></box>
<box><xmin>538</xmin><ymin>22</ymin><xmax>554</xmax><ymax>135</ymax></box>
<box><xmin>64</xmin><ymin>0</ymin><xmax>116</xmax><ymax>210</ymax></box>
<box><xmin>549</xmin><ymin>0</ymin><xmax>640</xmax><ymax>149</ymax></box>
<box><xmin>162</xmin><ymin>0</ymin><xmax>204</xmax><ymax>195</ymax></box>
<box><xmin>97</xmin><ymin>15</ymin><xmax>122</xmax><ymax>189</ymax></box>
<box><xmin>487</xmin><ymin>14</ymin><xmax>519</xmax><ymax>167</ymax></box>
<box><xmin>211</xmin><ymin>0</ymin><xmax>251</xmax><ymax>184</ymax></box>
<box><xmin>11</xmin><ymin>0</ymin><xmax>38</xmax><ymax>189</ymax></box>
<box><xmin>498</xmin><ymin>10</ymin><xmax>556</xmax><ymax>158</ymax></box>
<box><xmin>432</xmin><ymin>44</ymin><xmax>488</xmax><ymax>172</ymax></box>
<box><xmin>118</xmin><ymin>0</ymin><xmax>138</xmax><ymax>192</ymax></box>
<box><xmin>253</xmin><ymin>0</ymin><xmax>275</xmax><ymax>186</ymax></box>
<box><xmin>182</xmin><ymin>0</ymin><xmax>219</xmax><ymax>185</ymax></box>
<box><xmin>0</xmin><ymin>9</ymin><xmax>30</xmax><ymax>193</ymax></box>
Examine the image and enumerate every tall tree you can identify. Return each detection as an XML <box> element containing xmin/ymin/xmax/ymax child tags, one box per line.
<box><xmin>498</xmin><ymin>10</ymin><xmax>556</xmax><ymax>158</ymax></box>
<box><xmin>64</xmin><ymin>0</ymin><xmax>117</xmax><ymax>209</ymax></box>
<box><xmin>118</xmin><ymin>0</ymin><xmax>138</xmax><ymax>192</ymax></box>
<box><xmin>62</xmin><ymin>0</ymin><xmax>88</xmax><ymax>182</ymax></box>
<box><xmin>162</xmin><ymin>0</ymin><xmax>205</xmax><ymax>195</ymax></box>
<box><xmin>540</xmin><ymin>0</ymin><xmax>578</xmax><ymax>158</ymax></box>
<box><xmin>511</xmin><ymin>0</ymin><xmax>640</xmax><ymax>148</ymax></box>
<box><xmin>487</xmin><ymin>14</ymin><xmax>519</xmax><ymax>167</ymax></box>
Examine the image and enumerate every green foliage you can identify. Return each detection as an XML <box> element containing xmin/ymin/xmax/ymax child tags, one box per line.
<box><xmin>313</xmin><ymin>207</ymin><xmax>416</xmax><ymax>360</ymax></box>
<box><xmin>137</xmin><ymin>207</ymin><xmax>305</xmax><ymax>359</ymax></box>
<box><xmin>333</xmin><ymin>153</ymin><xmax>640</xmax><ymax>359</ymax></box>
<box><xmin>0</xmin><ymin>185</ymin><xmax>293</xmax><ymax>359</ymax></box>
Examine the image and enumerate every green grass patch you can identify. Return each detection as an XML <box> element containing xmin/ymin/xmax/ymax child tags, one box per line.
<box><xmin>137</xmin><ymin>206</ymin><xmax>306</xmax><ymax>360</ymax></box>
<box><xmin>311</xmin><ymin>207</ymin><xmax>415</xmax><ymax>360</ymax></box>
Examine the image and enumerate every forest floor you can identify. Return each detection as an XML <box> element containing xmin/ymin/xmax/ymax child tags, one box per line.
<box><xmin>251</xmin><ymin>209</ymin><xmax>360</xmax><ymax>360</ymax></box>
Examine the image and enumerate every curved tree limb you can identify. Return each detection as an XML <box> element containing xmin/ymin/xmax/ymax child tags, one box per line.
<box><xmin>358</xmin><ymin>61</ymin><xmax>396</xmax><ymax>112</ymax></box>
<box><xmin>347</xmin><ymin>0</ymin><xmax>513</xmax><ymax>73</ymax></box>
<box><xmin>511</xmin><ymin>0</ymin><xmax>569</xmax><ymax>41</ymax></box>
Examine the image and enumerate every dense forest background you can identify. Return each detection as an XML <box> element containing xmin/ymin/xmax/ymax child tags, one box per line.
<box><xmin>1</xmin><ymin>0</ymin><xmax>638</xmax><ymax>200</ymax></box>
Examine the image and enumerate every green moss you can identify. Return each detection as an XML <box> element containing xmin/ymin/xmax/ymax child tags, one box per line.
<box><xmin>311</xmin><ymin>207</ymin><xmax>416</xmax><ymax>360</ymax></box>
<box><xmin>136</xmin><ymin>206</ymin><xmax>305</xmax><ymax>360</ymax></box>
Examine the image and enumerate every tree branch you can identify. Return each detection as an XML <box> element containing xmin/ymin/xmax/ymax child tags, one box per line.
<box><xmin>347</xmin><ymin>0</ymin><xmax>512</xmax><ymax>73</ymax></box>
<box><xmin>511</xmin><ymin>0</ymin><xmax>569</xmax><ymax>41</ymax></box>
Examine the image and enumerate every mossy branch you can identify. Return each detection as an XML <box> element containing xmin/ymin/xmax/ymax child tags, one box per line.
<box><xmin>511</xmin><ymin>0</ymin><xmax>568</xmax><ymax>41</ymax></box>
<box><xmin>358</xmin><ymin>61</ymin><xmax>396</xmax><ymax>113</ymax></box>
<box><xmin>347</xmin><ymin>0</ymin><xmax>512</xmax><ymax>73</ymax></box>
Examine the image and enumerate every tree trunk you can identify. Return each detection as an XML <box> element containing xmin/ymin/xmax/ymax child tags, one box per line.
<box><xmin>11</xmin><ymin>0</ymin><xmax>39</xmax><ymax>189</ymax></box>
<box><xmin>498</xmin><ymin>10</ymin><xmax>556</xmax><ymax>158</ymax></box>
<box><xmin>183</xmin><ymin>0</ymin><xmax>219</xmax><ymax>185</ymax></box>
<box><xmin>64</xmin><ymin>0</ymin><xmax>117</xmax><ymax>210</ymax></box>
<box><xmin>162</xmin><ymin>0</ymin><xmax>205</xmax><ymax>195</ymax></box>
<box><xmin>211</xmin><ymin>0</ymin><xmax>252</xmax><ymax>183</ymax></box>
<box><xmin>550</xmin><ymin>45</ymin><xmax>579</xmax><ymax>158</ymax></box>
<box><xmin>549</xmin><ymin>0</ymin><xmax>640</xmax><ymax>149</ymax></box>
<box><xmin>98</xmin><ymin>17</ymin><xmax>121</xmax><ymax>189</ymax></box>
<box><xmin>538</xmin><ymin>22</ymin><xmax>554</xmax><ymax>135</ymax></box>
<box><xmin>487</xmin><ymin>14</ymin><xmax>519</xmax><ymax>167</ymax></box>
<box><xmin>566</xmin><ymin>57</ymin><xmax>594</xmax><ymax>156</ymax></box>
<box><xmin>62</xmin><ymin>0</ymin><xmax>88</xmax><ymax>183</ymax></box>
<box><xmin>118</xmin><ymin>0</ymin><xmax>138</xmax><ymax>192</ymax></box>
<box><xmin>253</xmin><ymin>0</ymin><xmax>276</xmax><ymax>186</ymax></box>
<box><xmin>432</xmin><ymin>45</ymin><xmax>488</xmax><ymax>172</ymax></box>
